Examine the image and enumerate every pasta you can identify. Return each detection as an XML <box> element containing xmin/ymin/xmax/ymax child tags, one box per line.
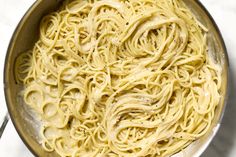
<box><xmin>15</xmin><ymin>0</ymin><xmax>222</xmax><ymax>156</ymax></box>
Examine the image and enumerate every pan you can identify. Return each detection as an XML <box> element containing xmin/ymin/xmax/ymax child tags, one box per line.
<box><xmin>2</xmin><ymin>0</ymin><xmax>229</xmax><ymax>156</ymax></box>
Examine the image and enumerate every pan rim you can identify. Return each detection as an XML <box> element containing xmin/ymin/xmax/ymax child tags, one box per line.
<box><xmin>4</xmin><ymin>0</ymin><xmax>48</xmax><ymax>156</ymax></box>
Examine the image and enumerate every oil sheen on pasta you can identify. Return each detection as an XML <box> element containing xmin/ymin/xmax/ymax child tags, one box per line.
<box><xmin>15</xmin><ymin>0</ymin><xmax>222</xmax><ymax>156</ymax></box>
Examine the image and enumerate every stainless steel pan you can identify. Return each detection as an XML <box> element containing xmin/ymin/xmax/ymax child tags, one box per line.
<box><xmin>3</xmin><ymin>0</ymin><xmax>229</xmax><ymax>156</ymax></box>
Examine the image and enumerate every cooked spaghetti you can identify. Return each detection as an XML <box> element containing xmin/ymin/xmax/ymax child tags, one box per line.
<box><xmin>15</xmin><ymin>0</ymin><xmax>222</xmax><ymax>156</ymax></box>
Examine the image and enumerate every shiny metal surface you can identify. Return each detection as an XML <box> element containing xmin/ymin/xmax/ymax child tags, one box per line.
<box><xmin>0</xmin><ymin>113</ymin><xmax>9</xmax><ymax>138</ymax></box>
<box><xmin>3</xmin><ymin>0</ymin><xmax>229</xmax><ymax>156</ymax></box>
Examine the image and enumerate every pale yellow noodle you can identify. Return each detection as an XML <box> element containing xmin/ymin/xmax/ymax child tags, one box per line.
<box><xmin>15</xmin><ymin>0</ymin><xmax>222</xmax><ymax>156</ymax></box>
